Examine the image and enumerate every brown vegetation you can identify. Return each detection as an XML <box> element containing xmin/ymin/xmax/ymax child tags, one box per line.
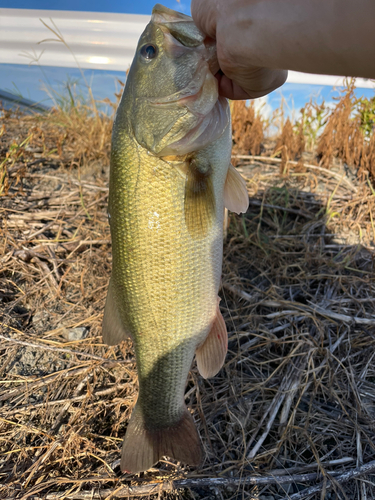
<box><xmin>231</xmin><ymin>81</ymin><xmax>375</xmax><ymax>184</ymax></box>
<box><xmin>231</xmin><ymin>100</ymin><xmax>264</xmax><ymax>159</ymax></box>
<box><xmin>1</xmin><ymin>82</ymin><xmax>375</xmax><ymax>499</ymax></box>
<box><xmin>273</xmin><ymin>118</ymin><xmax>305</xmax><ymax>173</ymax></box>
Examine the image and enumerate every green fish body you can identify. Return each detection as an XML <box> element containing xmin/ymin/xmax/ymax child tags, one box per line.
<box><xmin>102</xmin><ymin>4</ymin><xmax>249</xmax><ymax>473</ymax></box>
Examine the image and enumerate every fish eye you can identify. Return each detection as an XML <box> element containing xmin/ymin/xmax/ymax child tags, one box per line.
<box><xmin>140</xmin><ymin>44</ymin><xmax>158</xmax><ymax>60</ymax></box>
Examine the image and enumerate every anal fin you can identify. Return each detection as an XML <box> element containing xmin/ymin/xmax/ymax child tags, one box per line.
<box><xmin>195</xmin><ymin>299</ymin><xmax>228</xmax><ymax>379</ymax></box>
<box><xmin>121</xmin><ymin>404</ymin><xmax>202</xmax><ymax>473</ymax></box>
<box><xmin>224</xmin><ymin>164</ymin><xmax>249</xmax><ymax>214</ymax></box>
<box><xmin>102</xmin><ymin>278</ymin><xmax>132</xmax><ymax>346</ymax></box>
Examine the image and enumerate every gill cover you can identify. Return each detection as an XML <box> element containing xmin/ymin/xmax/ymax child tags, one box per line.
<box><xmin>128</xmin><ymin>4</ymin><xmax>229</xmax><ymax>156</ymax></box>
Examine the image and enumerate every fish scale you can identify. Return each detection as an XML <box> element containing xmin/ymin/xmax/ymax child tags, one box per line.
<box><xmin>102</xmin><ymin>4</ymin><xmax>249</xmax><ymax>473</ymax></box>
<box><xmin>115</xmin><ymin>140</ymin><xmax>219</xmax><ymax>423</ymax></box>
<box><xmin>110</xmin><ymin>129</ymin><xmax>223</xmax><ymax>354</ymax></box>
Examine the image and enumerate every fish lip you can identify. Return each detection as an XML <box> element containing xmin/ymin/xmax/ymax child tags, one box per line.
<box><xmin>152</xmin><ymin>4</ymin><xmax>205</xmax><ymax>48</ymax></box>
<box><xmin>151</xmin><ymin>4</ymin><xmax>193</xmax><ymax>23</ymax></box>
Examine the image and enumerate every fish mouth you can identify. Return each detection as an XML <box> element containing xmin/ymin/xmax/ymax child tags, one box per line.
<box><xmin>150</xmin><ymin>4</ymin><xmax>219</xmax><ymax>109</ymax></box>
<box><xmin>152</xmin><ymin>4</ymin><xmax>219</xmax><ymax>72</ymax></box>
<box><xmin>145</xmin><ymin>5</ymin><xmax>228</xmax><ymax>156</ymax></box>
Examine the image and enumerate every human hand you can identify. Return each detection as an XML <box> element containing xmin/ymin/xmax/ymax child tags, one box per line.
<box><xmin>191</xmin><ymin>0</ymin><xmax>288</xmax><ymax>100</ymax></box>
<box><xmin>192</xmin><ymin>0</ymin><xmax>375</xmax><ymax>99</ymax></box>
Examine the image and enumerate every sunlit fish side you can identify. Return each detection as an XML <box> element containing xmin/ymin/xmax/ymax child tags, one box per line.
<box><xmin>102</xmin><ymin>3</ymin><xmax>249</xmax><ymax>473</ymax></box>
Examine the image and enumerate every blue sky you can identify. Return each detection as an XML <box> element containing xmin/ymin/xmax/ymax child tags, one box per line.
<box><xmin>0</xmin><ymin>0</ymin><xmax>191</xmax><ymax>14</ymax></box>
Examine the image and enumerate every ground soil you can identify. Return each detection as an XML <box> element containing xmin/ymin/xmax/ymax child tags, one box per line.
<box><xmin>1</xmin><ymin>110</ymin><xmax>375</xmax><ymax>500</ymax></box>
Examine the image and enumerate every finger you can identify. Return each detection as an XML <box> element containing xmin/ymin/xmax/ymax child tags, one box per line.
<box><xmin>220</xmin><ymin>66</ymin><xmax>288</xmax><ymax>99</ymax></box>
<box><xmin>191</xmin><ymin>0</ymin><xmax>218</xmax><ymax>39</ymax></box>
<box><xmin>215</xmin><ymin>72</ymin><xmax>252</xmax><ymax>100</ymax></box>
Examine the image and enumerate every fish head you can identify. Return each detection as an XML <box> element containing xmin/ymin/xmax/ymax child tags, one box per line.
<box><xmin>124</xmin><ymin>4</ymin><xmax>229</xmax><ymax>156</ymax></box>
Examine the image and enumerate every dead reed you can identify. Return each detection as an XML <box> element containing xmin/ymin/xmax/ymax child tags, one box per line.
<box><xmin>1</xmin><ymin>82</ymin><xmax>375</xmax><ymax>499</ymax></box>
<box><xmin>231</xmin><ymin>80</ymin><xmax>375</xmax><ymax>184</ymax></box>
<box><xmin>231</xmin><ymin>101</ymin><xmax>264</xmax><ymax>159</ymax></box>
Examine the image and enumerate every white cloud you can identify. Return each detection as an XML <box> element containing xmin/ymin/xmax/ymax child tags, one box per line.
<box><xmin>251</xmin><ymin>95</ymin><xmax>273</xmax><ymax>120</ymax></box>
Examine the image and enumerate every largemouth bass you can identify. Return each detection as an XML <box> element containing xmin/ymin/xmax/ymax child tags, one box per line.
<box><xmin>102</xmin><ymin>4</ymin><xmax>249</xmax><ymax>473</ymax></box>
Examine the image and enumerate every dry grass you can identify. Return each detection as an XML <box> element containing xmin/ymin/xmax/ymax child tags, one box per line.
<box><xmin>1</xmin><ymin>83</ymin><xmax>375</xmax><ymax>499</ymax></box>
<box><xmin>231</xmin><ymin>101</ymin><xmax>264</xmax><ymax>158</ymax></box>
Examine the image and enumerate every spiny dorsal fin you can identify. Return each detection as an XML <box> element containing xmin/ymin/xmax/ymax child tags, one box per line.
<box><xmin>195</xmin><ymin>298</ymin><xmax>228</xmax><ymax>379</ymax></box>
<box><xmin>184</xmin><ymin>157</ymin><xmax>215</xmax><ymax>239</ymax></box>
<box><xmin>224</xmin><ymin>164</ymin><xmax>249</xmax><ymax>214</ymax></box>
<box><xmin>102</xmin><ymin>278</ymin><xmax>132</xmax><ymax>346</ymax></box>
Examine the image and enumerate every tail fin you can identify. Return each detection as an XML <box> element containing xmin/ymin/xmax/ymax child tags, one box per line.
<box><xmin>120</xmin><ymin>404</ymin><xmax>202</xmax><ymax>473</ymax></box>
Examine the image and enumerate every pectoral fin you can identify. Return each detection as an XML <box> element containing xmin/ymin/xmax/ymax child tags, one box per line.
<box><xmin>184</xmin><ymin>157</ymin><xmax>215</xmax><ymax>239</ymax></box>
<box><xmin>224</xmin><ymin>164</ymin><xmax>249</xmax><ymax>214</ymax></box>
<box><xmin>102</xmin><ymin>278</ymin><xmax>132</xmax><ymax>345</ymax></box>
<box><xmin>195</xmin><ymin>299</ymin><xmax>228</xmax><ymax>379</ymax></box>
